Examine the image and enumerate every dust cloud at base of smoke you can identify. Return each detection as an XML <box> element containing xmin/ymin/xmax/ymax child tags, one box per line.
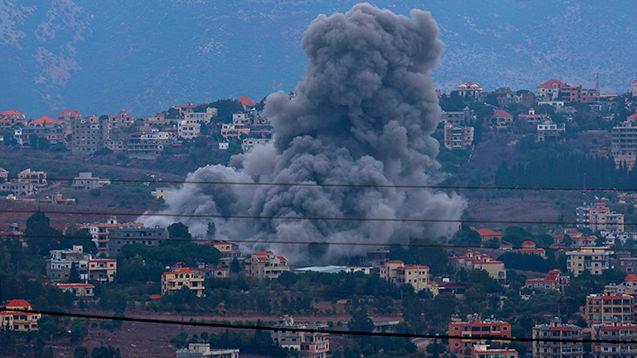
<box><xmin>140</xmin><ymin>3</ymin><xmax>467</xmax><ymax>263</ymax></box>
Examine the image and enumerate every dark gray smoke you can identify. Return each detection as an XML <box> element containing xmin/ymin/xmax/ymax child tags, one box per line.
<box><xmin>141</xmin><ymin>3</ymin><xmax>466</xmax><ymax>261</ymax></box>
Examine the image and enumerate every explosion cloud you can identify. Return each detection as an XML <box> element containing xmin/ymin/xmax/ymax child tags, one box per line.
<box><xmin>141</xmin><ymin>3</ymin><xmax>467</xmax><ymax>262</ymax></box>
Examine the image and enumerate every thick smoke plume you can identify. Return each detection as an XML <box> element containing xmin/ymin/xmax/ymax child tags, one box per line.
<box><xmin>142</xmin><ymin>3</ymin><xmax>466</xmax><ymax>262</ymax></box>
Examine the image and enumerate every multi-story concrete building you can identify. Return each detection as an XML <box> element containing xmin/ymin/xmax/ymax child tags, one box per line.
<box><xmin>611</xmin><ymin>114</ymin><xmax>637</xmax><ymax>170</ymax></box>
<box><xmin>241</xmin><ymin>137</ymin><xmax>270</xmax><ymax>152</ymax></box>
<box><xmin>70</xmin><ymin>115</ymin><xmax>107</xmax><ymax>154</ymax></box>
<box><xmin>454</xmin><ymin>251</ymin><xmax>506</xmax><ymax>283</ymax></box>
<box><xmin>537</xmin><ymin>120</ymin><xmax>565</xmax><ymax>141</ymax></box>
<box><xmin>0</xmin><ymin>299</ymin><xmax>41</xmax><ymax>332</ymax></box>
<box><xmin>17</xmin><ymin>168</ymin><xmax>47</xmax><ymax>187</ymax></box>
<box><xmin>444</xmin><ymin>122</ymin><xmax>474</xmax><ymax>149</ymax></box>
<box><xmin>161</xmin><ymin>267</ymin><xmax>205</xmax><ymax>297</ymax></box>
<box><xmin>249</xmin><ymin>251</ymin><xmax>289</xmax><ymax>279</ymax></box>
<box><xmin>178</xmin><ymin>119</ymin><xmax>201</xmax><ymax>140</ymax></box>
<box><xmin>448</xmin><ymin>314</ymin><xmax>512</xmax><ymax>356</ymax></box>
<box><xmin>107</xmin><ymin>226</ymin><xmax>169</xmax><ymax>256</ymax></box>
<box><xmin>532</xmin><ymin>319</ymin><xmax>583</xmax><ymax>358</ymax></box>
<box><xmin>566</xmin><ymin>246</ymin><xmax>614</xmax><ymax>277</ymax></box>
<box><xmin>441</xmin><ymin>107</ymin><xmax>475</xmax><ymax>125</ymax></box>
<box><xmin>183</xmin><ymin>107</ymin><xmax>217</xmax><ymax>124</ymax></box>
<box><xmin>591</xmin><ymin>323</ymin><xmax>637</xmax><ymax>357</ymax></box>
<box><xmin>87</xmin><ymin>259</ymin><xmax>117</xmax><ymax>282</ymax></box>
<box><xmin>491</xmin><ymin>109</ymin><xmax>513</xmax><ymax>129</ymax></box>
<box><xmin>584</xmin><ymin>293</ymin><xmax>635</xmax><ymax>325</ymax></box>
<box><xmin>272</xmin><ymin>315</ymin><xmax>330</xmax><ymax>358</ymax></box>
<box><xmin>576</xmin><ymin>197</ymin><xmax>624</xmax><ymax>233</ymax></box>
<box><xmin>379</xmin><ymin>260</ymin><xmax>430</xmax><ymax>292</ymax></box>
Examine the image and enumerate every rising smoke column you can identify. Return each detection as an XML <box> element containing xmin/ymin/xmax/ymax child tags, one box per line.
<box><xmin>142</xmin><ymin>3</ymin><xmax>466</xmax><ymax>261</ymax></box>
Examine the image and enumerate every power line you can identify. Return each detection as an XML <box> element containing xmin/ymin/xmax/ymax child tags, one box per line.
<box><xmin>1</xmin><ymin>208</ymin><xmax>635</xmax><ymax>227</ymax></box>
<box><xmin>6</xmin><ymin>175</ymin><xmax>637</xmax><ymax>192</ymax></box>
<box><xmin>7</xmin><ymin>308</ymin><xmax>637</xmax><ymax>345</ymax></box>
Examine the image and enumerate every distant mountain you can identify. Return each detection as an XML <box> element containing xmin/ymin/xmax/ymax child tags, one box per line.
<box><xmin>1</xmin><ymin>0</ymin><xmax>635</xmax><ymax>117</ymax></box>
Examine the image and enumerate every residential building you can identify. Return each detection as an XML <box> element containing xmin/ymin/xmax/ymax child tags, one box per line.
<box><xmin>532</xmin><ymin>319</ymin><xmax>583</xmax><ymax>358</ymax></box>
<box><xmin>209</xmin><ymin>241</ymin><xmax>241</xmax><ymax>259</ymax></box>
<box><xmin>184</xmin><ymin>107</ymin><xmax>217</xmax><ymax>124</ymax></box>
<box><xmin>241</xmin><ymin>137</ymin><xmax>270</xmax><ymax>152</ymax></box>
<box><xmin>220</xmin><ymin>123</ymin><xmax>250</xmax><ymax>139</ymax></box>
<box><xmin>584</xmin><ymin>293</ymin><xmax>635</xmax><ymax>325</ymax></box>
<box><xmin>272</xmin><ymin>315</ymin><xmax>330</xmax><ymax>358</ymax></box>
<box><xmin>379</xmin><ymin>260</ymin><xmax>430</xmax><ymax>292</ymax></box>
<box><xmin>632</xmin><ymin>80</ymin><xmax>637</xmax><ymax>98</ymax></box>
<box><xmin>471</xmin><ymin>344</ymin><xmax>518</xmax><ymax>358</ymax></box>
<box><xmin>611</xmin><ymin>114</ymin><xmax>637</xmax><ymax>170</ymax></box>
<box><xmin>58</xmin><ymin>109</ymin><xmax>81</xmax><ymax>122</ymax></box>
<box><xmin>448</xmin><ymin>314</ymin><xmax>512</xmax><ymax>356</ymax></box>
<box><xmin>537</xmin><ymin>120</ymin><xmax>565</xmax><ymax>141</ymax></box>
<box><xmin>441</xmin><ymin>107</ymin><xmax>475</xmax><ymax>125</ymax></box>
<box><xmin>174</xmin><ymin>102</ymin><xmax>197</xmax><ymax>117</ymax></box>
<box><xmin>604</xmin><ymin>274</ymin><xmax>637</xmax><ymax>296</ymax></box>
<box><xmin>218</xmin><ymin>142</ymin><xmax>229</xmax><ymax>150</ymax></box>
<box><xmin>249</xmin><ymin>251</ymin><xmax>289</xmax><ymax>279</ymax></box>
<box><xmin>0</xmin><ymin>110</ymin><xmax>27</xmax><ymax>125</ymax></box>
<box><xmin>82</xmin><ymin>217</ymin><xmax>145</xmax><ymax>255</ymax></box>
<box><xmin>47</xmin><ymin>245</ymin><xmax>90</xmax><ymax>282</ymax></box>
<box><xmin>613</xmin><ymin>251</ymin><xmax>637</xmax><ymax>273</ymax></box>
<box><xmin>17</xmin><ymin>168</ymin><xmax>47</xmax><ymax>187</ymax></box>
<box><xmin>232</xmin><ymin>113</ymin><xmax>250</xmax><ymax>125</ymax></box>
<box><xmin>108</xmin><ymin>109</ymin><xmax>135</xmax><ymax>127</ymax></box>
<box><xmin>591</xmin><ymin>323</ymin><xmax>637</xmax><ymax>357</ymax></box>
<box><xmin>87</xmin><ymin>259</ymin><xmax>117</xmax><ymax>282</ymax></box>
<box><xmin>176</xmin><ymin>343</ymin><xmax>239</xmax><ymax>358</ymax></box>
<box><xmin>0</xmin><ymin>168</ymin><xmax>8</xmax><ymax>181</ymax></box>
<box><xmin>178</xmin><ymin>119</ymin><xmax>201</xmax><ymax>139</ymax></box>
<box><xmin>518</xmin><ymin>108</ymin><xmax>549</xmax><ymax>123</ymax></box>
<box><xmin>491</xmin><ymin>109</ymin><xmax>513</xmax><ymax>129</ymax></box>
<box><xmin>151</xmin><ymin>187</ymin><xmax>170</xmax><ymax>200</ymax></box>
<box><xmin>457</xmin><ymin>81</ymin><xmax>483</xmax><ymax>97</ymax></box>
<box><xmin>515</xmin><ymin>241</ymin><xmax>546</xmax><ymax>258</ymax></box>
<box><xmin>54</xmin><ymin>283</ymin><xmax>95</xmax><ymax>298</ymax></box>
<box><xmin>161</xmin><ymin>267</ymin><xmax>205</xmax><ymax>297</ymax></box>
<box><xmin>525</xmin><ymin>269</ymin><xmax>570</xmax><ymax>293</ymax></box>
<box><xmin>576</xmin><ymin>198</ymin><xmax>624</xmax><ymax>233</ymax></box>
<box><xmin>0</xmin><ymin>299</ymin><xmax>41</xmax><ymax>332</ymax></box>
<box><xmin>72</xmin><ymin>172</ymin><xmax>110</xmax><ymax>190</ymax></box>
<box><xmin>444</xmin><ymin>122</ymin><xmax>474</xmax><ymax>149</ymax></box>
<box><xmin>471</xmin><ymin>227</ymin><xmax>503</xmax><ymax>245</ymax></box>
<box><xmin>0</xmin><ymin>180</ymin><xmax>35</xmax><ymax>197</ymax></box>
<box><xmin>454</xmin><ymin>251</ymin><xmax>506</xmax><ymax>283</ymax></box>
<box><xmin>238</xmin><ymin>96</ymin><xmax>256</xmax><ymax>109</ymax></box>
<box><xmin>107</xmin><ymin>226</ymin><xmax>168</xmax><ymax>256</ymax></box>
<box><xmin>70</xmin><ymin>115</ymin><xmax>106</xmax><ymax>154</ymax></box>
<box><xmin>566</xmin><ymin>246</ymin><xmax>613</xmax><ymax>277</ymax></box>
<box><xmin>126</xmin><ymin>132</ymin><xmax>164</xmax><ymax>159</ymax></box>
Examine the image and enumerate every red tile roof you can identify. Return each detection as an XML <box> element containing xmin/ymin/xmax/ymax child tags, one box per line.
<box><xmin>491</xmin><ymin>109</ymin><xmax>512</xmax><ymax>118</ymax></box>
<box><xmin>238</xmin><ymin>96</ymin><xmax>256</xmax><ymax>107</ymax></box>
<box><xmin>31</xmin><ymin>116</ymin><xmax>60</xmax><ymax>125</ymax></box>
<box><xmin>58</xmin><ymin>109</ymin><xmax>81</xmax><ymax>117</ymax></box>
<box><xmin>5</xmin><ymin>299</ymin><xmax>31</xmax><ymax>309</ymax></box>
<box><xmin>537</xmin><ymin>79</ymin><xmax>562</xmax><ymax>89</ymax></box>
<box><xmin>0</xmin><ymin>109</ymin><xmax>24</xmax><ymax>116</ymax></box>
<box><xmin>628</xmin><ymin>113</ymin><xmax>637</xmax><ymax>121</ymax></box>
<box><xmin>473</xmin><ymin>228</ymin><xmax>503</xmax><ymax>237</ymax></box>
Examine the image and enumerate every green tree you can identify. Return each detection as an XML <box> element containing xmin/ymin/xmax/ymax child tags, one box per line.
<box><xmin>91</xmin><ymin>346</ymin><xmax>121</xmax><ymax>358</ymax></box>
<box><xmin>168</xmin><ymin>222</ymin><xmax>192</xmax><ymax>241</ymax></box>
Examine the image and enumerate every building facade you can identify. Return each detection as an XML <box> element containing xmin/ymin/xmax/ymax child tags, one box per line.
<box><xmin>532</xmin><ymin>320</ymin><xmax>583</xmax><ymax>358</ymax></box>
<box><xmin>161</xmin><ymin>267</ymin><xmax>205</xmax><ymax>297</ymax></box>
<box><xmin>566</xmin><ymin>247</ymin><xmax>614</xmax><ymax>277</ymax></box>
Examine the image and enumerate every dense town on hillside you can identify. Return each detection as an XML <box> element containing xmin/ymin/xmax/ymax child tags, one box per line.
<box><xmin>3</xmin><ymin>79</ymin><xmax>637</xmax><ymax>357</ymax></box>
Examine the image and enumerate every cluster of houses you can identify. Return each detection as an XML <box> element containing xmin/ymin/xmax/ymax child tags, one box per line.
<box><xmin>440</xmin><ymin>79</ymin><xmax>637</xmax><ymax>152</ymax></box>
<box><xmin>0</xmin><ymin>167</ymin><xmax>109</xmax><ymax>200</ymax></box>
<box><xmin>0</xmin><ymin>96</ymin><xmax>271</xmax><ymax>159</ymax></box>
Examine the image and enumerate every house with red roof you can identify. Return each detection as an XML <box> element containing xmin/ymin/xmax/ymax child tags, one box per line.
<box><xmin>58</xmin><ymin>109</ymin><xmax>81</xmax><ymax>121</ymax></box>
<box><xmin>491</xmin><ymin>109</ymin><xmax>513</xmax><ymax>129</ymax></box>
<box><xmin>448</xmin><ymin>314</ymin><xmax>512</xmax><ymax>355</ymax></box>
<box><xmin>249</xmin><ymin>251</ymin><xmax>289</xmax><ymax>279</ymax></box>
<box><xmin>30</xmin><ymin>116</ymin><xmax>61</xmax><ymax>127</ymax></box>
<box><xmin>525</xmin><ymin>269</ymin><xmax>569</xmax><ymax>292</ymax></box>
<box><xmin>0</xmin><ymin>110</ymin><xmax>27</xmax><ymax>126</ymax></box>
<box><xmin>471</xmin><ymin>227</ymin><xmax>503</xmax><ymax>245</ymax></box>
<box><xmin>457</xmin><ymin>82</ymin><xmax>483</xmax><ymax>97</ymax></box>
<box><xmin>515</xmin><ymin>241</ymin><xmax>546</xmax><ymax>258</ymax></box>
<box><xmin>54</xmin><ymin>283</ymin><xmax>95</xmax><ymax>298</ymax></box>
<box><xmin>454</xmin><ymin>250</ymin><xmax>506</xmax><ymax>283</ymax></box>
<box><xmin>161</xmin><ymin>266</ymin><xmax>205</xmax><ymax>297</ymax></box>
<box><xmin>1</xmin><ymin>299</ymin><xmax>41</xmax><ymax>332</ymax></box>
